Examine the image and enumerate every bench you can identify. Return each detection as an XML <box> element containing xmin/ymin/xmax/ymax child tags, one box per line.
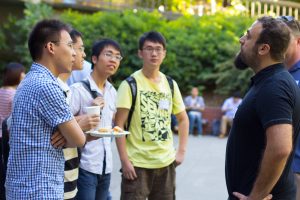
<box><xmin>201</xmin><ymin>106</ymin><xmax>223</xmax><ymax>135</ymax></box>
<box><xmin>172</xmin><ymin>106</ymin><xmax>223</xmax><ymax>135</ymax></box>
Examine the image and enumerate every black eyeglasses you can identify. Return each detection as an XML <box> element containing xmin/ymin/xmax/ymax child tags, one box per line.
<box><xmin>103</xmin><ymin>52</ymin><xmax>123</xmax><ymax>61</ymax></box>
<box><xmin>142</xmin><ymin>47</ymin><xmax>165</xmax><ymax>54</ymax></box>
<box><xmin>51</xmin><ymin>41</ymin><xmax>74</xmax><ymax>49</ymax></box>
<box><xmin>278</xmin><ymin>16</ymin><xmax>300</xmax><ymax>33</ymax></box>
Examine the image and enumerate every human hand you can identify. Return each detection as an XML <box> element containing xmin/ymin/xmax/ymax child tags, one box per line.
<box><xmin>175</xmin><ymin>150</ymin><xmax>185</xmax><ymax>167</ymax></box>
<box><xmin>51</xmin><ymin>130</ymin><xmax>66</xmax><ymax>148</ymax></box>
<box><xmin>77</xmin><ymin>114</ymin><xmax>101</xmax><ymax>132</ymax></box>
<box><xmin>92</xmin><ymin>97</ymin><xmax>105</xmax><ymax>109</ymax></box>
<box><xmin>233</xmin><ymin>192</ymin><xmax>272</xmax><ymax>200</ymax></box>
<box><xmin>121</xmin><ymin>159</ymin><xmax>137</xmax><ymax>180</ymax></box>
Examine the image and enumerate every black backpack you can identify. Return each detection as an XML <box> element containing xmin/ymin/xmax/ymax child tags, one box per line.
<box><xmin>125</xmin><ymin>75</ymin><xmax>174</xmax><ymax>131</ymax></box>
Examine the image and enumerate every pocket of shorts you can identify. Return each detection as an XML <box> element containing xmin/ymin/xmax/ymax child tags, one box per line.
<box><xmin>173</xmin><ymin>160</ymin><xmax>178</xmax><ymax>168</ymax></box>
<box><xmin>122</xmin><ymin>176</ymin><xmax>139</xmax><ymax>192</ymax></box>
<box><xmin>121</xmin><ymin>167</ymin><xmax>143</xmax><ymax>193</ymax></box>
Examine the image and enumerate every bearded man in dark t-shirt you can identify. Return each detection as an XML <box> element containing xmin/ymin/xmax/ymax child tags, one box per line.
<box><xmin>225</xmin><ymin>16</ymin><xmax>300</xmax><ymax>200</ymax></box>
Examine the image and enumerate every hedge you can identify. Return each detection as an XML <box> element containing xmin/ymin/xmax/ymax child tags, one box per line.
<box><xmin>0</xmin><ymin>2</ymin><xmax>254</xmax><ymax>95</ymax></box>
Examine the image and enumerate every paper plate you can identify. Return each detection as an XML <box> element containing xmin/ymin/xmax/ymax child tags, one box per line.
<box><xmin>86</xmin><ymin>130</ymin><xmax>130</xmax><ymax>137</ymax></box>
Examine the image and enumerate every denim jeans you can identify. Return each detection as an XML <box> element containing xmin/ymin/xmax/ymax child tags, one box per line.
<box><xmin>188</xmin><ymin>111</ymin><xmax>202</xmax><ymax>135</ymax></box>
<box><xmin>76</xmin><ymin>168</ymin><xmax>111</xmax><ymax>200</ymax></box>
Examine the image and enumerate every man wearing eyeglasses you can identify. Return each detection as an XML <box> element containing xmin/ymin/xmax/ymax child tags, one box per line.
<box><xmin>69</xmin><ymin>39</ymin><xmax>123</xmax><ymax>200</ymax></box>
<box><xmin>280</xmin><ymin>16</ymin><xmax>300</xmax><ymax>200</ymax></box>
<box><xmin>225</xmin><ymin>16</ymin><xmax>300</xmax><ymax>200</ymax></box>
<box><xmin>5</xmin><ymin>20</ymin><xmax>86</xmax><ymax>199</ymax></box>
<box><xmin>51</xmin><ymin>29</ymin><xmax>101</xmax><ymax>200</ymax></box>
<box><xmin>115</xmin><ymin>31</ymin><xmax>189</xmax><ymax>199</ymax></box>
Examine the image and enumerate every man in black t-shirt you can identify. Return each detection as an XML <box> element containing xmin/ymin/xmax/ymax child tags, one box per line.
<box><xmin>226</xmin><ymin>16</ymin><xmax>300</xmax><ymax>200</ymax></box>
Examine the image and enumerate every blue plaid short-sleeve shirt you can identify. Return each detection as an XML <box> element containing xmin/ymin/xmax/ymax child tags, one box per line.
<box><xmin>5</xmin><ymin>63</ymin><xmax>74</xmax><ymax>199</ymax></box>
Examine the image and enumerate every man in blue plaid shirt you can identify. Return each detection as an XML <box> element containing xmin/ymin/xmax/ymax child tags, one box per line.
<box><xmin>5</xmin><ymin>19</ymin><xmax>86</xmax><ymax>199</ymax></box>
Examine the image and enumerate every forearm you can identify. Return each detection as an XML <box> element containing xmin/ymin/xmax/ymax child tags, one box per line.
<box><xmin>74</xmin><ymin>115</ymin><xmax>82</xmax><ymax>121</ymax></box>
<box><xmin>249</xmin><ymin>146</ymin><xmax>291</xmax><ymax>199</ymax></box>
<box><xmin>58</xmin><ymin>119</ymin><xmax>86</xmax><ymax>147</ymax></box>
<box><xmin>116</xmin><ymin>137</ymin><xmax>130</xmax><ymax>163</ymax></box>
<box><xmin>177</xmin><ymin>115</ymin><xmax>189</xmax><ymax>153</ymax></box>
<box><xmin>114</xmin><ymin>108</ymin><xmax>131</xmax><ymax>164</ymax></box>
<box><xmin>64</xmin><ymin>138</ymin><xmax>85</xmax><ymax>148</ymax></box>
<box><xmin>199</xmin><ymin>107</ymin><xmax>205</xmax><ymax>112</ymax></box>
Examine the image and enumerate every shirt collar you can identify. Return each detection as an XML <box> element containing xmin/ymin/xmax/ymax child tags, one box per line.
<box><xmin>31</xmin><ymin>62</ymin><xmax>57</xmax><ymax>81</ymax></box>
<box><xmin>57</xmin><ymin>77</ymin><xmax>70</xmax><ymax>93</ymax></box>
<box><xmin>87</xmin><ymin>74</ymin><xmax>112</xmax><ymax>96</ymax></box>
<box><xmin>250</xmin><ymin>63</ymin><xmax>284</xmax><ymax>85</ymax></box>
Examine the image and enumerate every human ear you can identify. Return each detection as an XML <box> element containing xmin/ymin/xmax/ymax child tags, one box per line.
<box><xmin>91</xmin><ymin>55</ymin><xmax>98</xmax><ymax>65</ymax></box>
<box><xmin>44</xmin><ymin>42</ymin><xmax>55</xmax><ymax>55</ymax></box>
<box><xmin>258</xmin><ymin>44</ymin><xmax>270</xmax><ymax>55</ymax></box>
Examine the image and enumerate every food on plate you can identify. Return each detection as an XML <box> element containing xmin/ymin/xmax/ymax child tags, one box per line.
<box><xmin>98</xmin><ymin>127</ymin><xmax>112</xmax><ymax>132</ymax></box>
<box><xmin>113</xmin><ymin>126</ymin><xmax>123</xmax><ymax>133</ymax></box>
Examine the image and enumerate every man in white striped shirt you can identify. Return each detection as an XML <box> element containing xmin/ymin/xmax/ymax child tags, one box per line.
<box><xmin>53</xmin><ymin>29</ymin><xmax>100</xmax><ymax>200</ymax></box>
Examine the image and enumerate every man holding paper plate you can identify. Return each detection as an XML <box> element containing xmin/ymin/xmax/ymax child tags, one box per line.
<box><xmin>69</xmin><ymin>39</ymin><xmax>123</xmax><ymax>200</ymax></box>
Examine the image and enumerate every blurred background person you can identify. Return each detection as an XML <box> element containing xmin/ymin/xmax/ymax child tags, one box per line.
<box><xmin>0</xmin><ymin>62</ymin><xmax>26</xmax><ymax>134</ymax></box>
<box><xmin>0</xmin><ymin>62</ymin><xmax>25</xmax><ymax>200</ymax></box>
<box><xmin>184</xmin><ymin>87</ymin><xmax>205</xmax><ymax>135</ymax></box>
<box><xmin>219</xmin><ymin>91</ymin><xmax>242</xmax><ymax>138</ymax></box>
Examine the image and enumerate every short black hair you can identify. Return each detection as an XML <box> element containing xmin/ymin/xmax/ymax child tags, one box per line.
<box><xmin>256</xmin><ymin>16</ymin><xmax>291</xmax><ymax>61</ymax></box>
<box><xmin>69</xmin><ymin>29</ymin><xmax>83</xmax><ymax>43</ymax></box>
<box><xmin>91</xmin><ymin>39</ymin><xmax>122</xmax><ymax>69</ymax></box>
<box><xmin>28</xmin><ymin>19</ymin><xmax>71</xmax><ymax>61</ymax></box>
<box><xmin>139</xmin><ymin>31</ymin><xmax>166</xmax><ymax>50</ymax></box>
<box><xmin>2</xmin><ymin>62</ymin><xmax>25</xmax><ymax>86</ymax></box>
<box><xmin>232</xmin><ymin>91</ymin><xmax>241</xmax><ymax>98</ymax></box>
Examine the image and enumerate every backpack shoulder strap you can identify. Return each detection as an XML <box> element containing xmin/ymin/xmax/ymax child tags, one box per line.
<box><xmin>166</xmin><ymin>75</ymin><xmax>174</xmax><ymax>97</ymax></box>
<box><xmin>125</xmin><ymin>76</ymin><xmax>137</xmax><ymax>131</ymax></box>
<box><xmin>77</xmin><ymin>80</ymin><xmax>98</xmax><ymax>159</ymax></box>
<box><xmin>80</xmin><ymin>79</ymin><xmax>98</xmax><ymax>99</ymax></box>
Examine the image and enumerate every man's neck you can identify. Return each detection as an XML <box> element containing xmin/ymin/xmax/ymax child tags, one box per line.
<box><xmin>58</xmin><ymin>73</ymin><xmax>71</xmax><ymax>82</ymax></box>
<box><xmin>91</xmin><ymin>71</ymin><xmax>107</xmax><ymax>90</ymax></box>
<box><xmin>36</xmin><ymin>59</ymin><xmax>59</xmax><ymax>77</ymax></box>
<box><xmin>287</xmin><ymin>57</ymin><xmax>300</xmax><ymax>70</ymax></box>
<box><xmin>142</xmin><ymin>67</ymin><xmax>161</xmax><ymax>82</ymax></box>
<box><xmin>252</xmin><ymin>58</ymin><xmax>281</xmax><ymax>74</ymax></box>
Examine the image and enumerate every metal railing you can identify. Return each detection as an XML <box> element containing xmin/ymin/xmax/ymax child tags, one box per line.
<box><xmin>25</xmin><ymin>0</ymin><xmax>216</xmax><ymax>16</ymax></box>
<box><xmin>24</xmin><ymin>0</ymin><xmax>300</xmax><ymax>19</ymax></box>
<box><xmin>244</xmin><ymin>0</ymin><xmax>300</xmax><ymax>19</ymax></box>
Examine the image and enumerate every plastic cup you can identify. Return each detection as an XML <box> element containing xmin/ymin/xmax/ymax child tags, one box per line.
<box><xmin>85</xmin><ymin>106</ymin><xmax>101</xmax><ymax>131</ymax></box>
<box><xmin>85</xmin><ymin>106</ymin><xmax>101</xmax><ymax>115</ymax></box>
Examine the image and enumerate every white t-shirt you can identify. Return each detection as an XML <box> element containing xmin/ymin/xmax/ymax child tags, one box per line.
<box><xmin>221</xmin><ymin>97</ymin><xmax>242</xmax><ymax>119</ymax></box>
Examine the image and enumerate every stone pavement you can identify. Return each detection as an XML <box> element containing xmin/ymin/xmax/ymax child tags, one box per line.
<box><xmin>109</xmin><ymin>135</ymin><xmax>228</xmax><ymax>200</ymax></box>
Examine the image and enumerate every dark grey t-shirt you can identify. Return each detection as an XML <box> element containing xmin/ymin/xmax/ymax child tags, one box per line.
<box><xmin>225</xmin><ymin>63</ymin><xmax>300</xmax><ymax>200</ymax></box>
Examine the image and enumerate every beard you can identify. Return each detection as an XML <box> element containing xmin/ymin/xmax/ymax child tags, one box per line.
<box><xmin>234</xmin><ymin>52</ymin><xmax>249</xmax><ymax>70</ymax></box>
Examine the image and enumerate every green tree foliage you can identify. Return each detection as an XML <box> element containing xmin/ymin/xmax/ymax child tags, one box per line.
<box><xmin>0</xmin><ymin>2</ymin><xmax>54</xmax><ymax>70</ymax></box>
<box><xmin>0</xmin><ymin>2</ymin><xmax>254</xmax><ymax>95</ymax></box>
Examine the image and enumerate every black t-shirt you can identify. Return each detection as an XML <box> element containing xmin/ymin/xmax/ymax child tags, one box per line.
<box><xmin>225</xmin><ymin>63</ymin><xmax>300</xmax><ymax>200</ymax></box>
